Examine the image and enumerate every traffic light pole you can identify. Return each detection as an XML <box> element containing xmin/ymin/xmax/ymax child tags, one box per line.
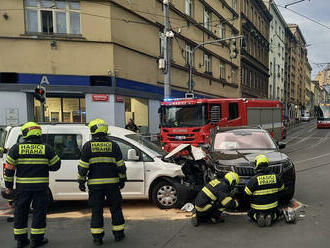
<box><xmin>188</xmin><ymin>35</ymin><xmax>243</xmax><ymax>93</ymax></box>
<box><xmin>40</xmin><ymin>103</ymin><xmax>45</xmax><ymax>122</ymax></box>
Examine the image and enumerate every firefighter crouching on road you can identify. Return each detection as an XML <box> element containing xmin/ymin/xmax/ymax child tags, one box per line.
<box><xmin>4</xmin><ymin>122</ymin><xmax>61</xmax><ymax>248</ymax></box>
<box><xmin>244</xmin><ymin>154</ymin><xmax>284</xmax><ymax>227</ymax></box>
<box><xmin>77</xmin><ymin>118</ymin><xmax>127</xmax><ymax>246</ymax></box>
<box><xmin>191</xmin><ymin>172</ymin><xmax>240</xmax><ymax>226</ymax></box>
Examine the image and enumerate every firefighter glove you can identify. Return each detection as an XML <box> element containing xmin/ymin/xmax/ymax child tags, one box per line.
<box><xmin>78</xmin><ymin>181</ymin><xmax>86</xmax><ymax>192</ymax></box>
<box><xmin>119</xmin><ymin>181</ymin><xmax>125</xmax><ymax>189</ymax></box>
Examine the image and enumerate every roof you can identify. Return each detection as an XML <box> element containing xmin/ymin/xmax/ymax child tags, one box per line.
<box><xmin>288</xmin><ymin>24</ymin><xmax>306</xmax><ymax>44</ymax></box>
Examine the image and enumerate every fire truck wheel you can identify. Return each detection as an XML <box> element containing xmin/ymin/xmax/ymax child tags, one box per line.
<box><xmin>152</xmin><ymin>181</ymin><xmax>178</xmax><ymax>209</ymax></box>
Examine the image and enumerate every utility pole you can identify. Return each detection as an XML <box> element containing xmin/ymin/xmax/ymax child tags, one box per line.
<box><xmin>273</xmin><ymin>57</ymin><xmax>276</xmax><ymax>100</ymax></box>
<box><xmin>163</xmin><ymin>0</ymin><xmax>173</xmax><ymax>99</ymax></box>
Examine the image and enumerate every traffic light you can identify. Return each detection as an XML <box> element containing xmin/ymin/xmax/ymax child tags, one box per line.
<box><xmin>229</xmin><ymin>38</ymin><xmax>239</xmax><ymax>59</ymax></box>
<box><xmin>34</xmin><ymin>85</ymin><xmax>46</xmax><ymax>104</ymax></box>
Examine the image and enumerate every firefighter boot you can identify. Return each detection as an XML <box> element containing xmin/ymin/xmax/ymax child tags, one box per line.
<box><xmin>210</xmin><ymin>215</ymin><xmax>225</xmax><ymax>224</ymax></box>
<box><xmin>114</xmin><ymin>231</ymin><xmax>125</xmax><ymax>242</ymax></box>
<box><xmin>93</xmin><ymin>238</ymin><xmax>103</xmax><ymax>246</ymax></box>
<box><xmin>30</xmin><ymin>238</ymin><xmax>48</xmax><ymax>248</ymax></box>
<box><xmin>191</xmin><ymin>215</ymin><xmax>199</xmax><ymax>227</ymax></box>
<box><xmin>17</xmin><ymin>239</ymin><xmax>30</xmax><ymax>248</ymax></box>
<box><xmin>257</xmin><ymin>213</ymin><xmax>266</xmax><ymax>227</ymax></box>
<box><xmin>265</xmin><ymin>214</ymin><xmax>272</xmax><ymax>227</ymax></box>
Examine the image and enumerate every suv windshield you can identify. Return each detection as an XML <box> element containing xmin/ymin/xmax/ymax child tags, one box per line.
<box><xmin>125</xmin><ymin>134</ymin><xmax>167</xmax><ymax>157</ymax></box>
<box><xmin>161</xmin><ymin>104</ymin><xmax>208</xmax><ymax>127</ymax></box>
<box><xmin>213</xmin><ymin>130</ymin><xmax>277</xmax><ymax>150</ymax></box>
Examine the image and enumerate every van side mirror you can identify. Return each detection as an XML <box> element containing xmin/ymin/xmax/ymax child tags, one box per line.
<box><xmin>210</xmin><ymin>106</ymin><xmax>221</xmax><ymax>123</ymax></box>
<box><xmin>127</xmin><ymin>149</ymin><xmax>139</xmax><ymax>161</ymax></box>
<box><xmin>277</xmin><ymin>142</ymin><xmax>286</xmax><ymax>149</ymax></box>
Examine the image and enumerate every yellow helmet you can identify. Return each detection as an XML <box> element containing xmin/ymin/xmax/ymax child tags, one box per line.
<box><xmin>21</xmin><ymin>122</ymin><xmax>42</xmax><ymax>138</ymax></box>
<box><xmin>224</xmin><ymin>172</ymin><xmax>240</xmax><ymax>186</ymax></box>
<box><xmin>254</xmin><ymin>154</ymin><xmax>269</xmax><ymax>170</ymax></box>
<box><xmin>88</xmin><ymin>118</ymin><xmax>108</xmax><ymax>135</ymax></box>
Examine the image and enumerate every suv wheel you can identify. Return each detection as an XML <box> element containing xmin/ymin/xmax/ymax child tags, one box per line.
<box><xmin>152</xmin><ymin>181</ymin><xmax>178</xmax><ymax>209</ymax></box>
<box><xmin>281</xmin><ymin>185</ymin><xmax>295</xmax><ymax>204</ymax></box>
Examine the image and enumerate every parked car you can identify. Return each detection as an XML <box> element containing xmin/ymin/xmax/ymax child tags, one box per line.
<box><xmin>207</xmin><ymin>127</ymin><xmax>296</xmax><ymax>203</ymax></box>
<box><xmin>0</xmin><ymin>124</ymin><xmax>190</xmax><ymax>209</ymax></box>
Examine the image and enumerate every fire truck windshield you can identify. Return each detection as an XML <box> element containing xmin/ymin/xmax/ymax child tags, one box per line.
<box><xmin>161</xmin><ymin>104</ymin><xmax>208</xmax><ymax>127</ymax></box>
<box><xmin>318</xmin><ymin>103</ymin><xmax>330</xmax><ymax>120</ymax></box>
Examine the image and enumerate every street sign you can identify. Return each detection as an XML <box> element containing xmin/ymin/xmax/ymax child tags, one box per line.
<box><xmin>92</xmin><ymin>94</ymin><xmax>109</xmax><ymax>102</ymax></box>
<box><xmin>115</xmin><ymin>95</ymin><xmax>124</xmax><ymax>102</ymax></box>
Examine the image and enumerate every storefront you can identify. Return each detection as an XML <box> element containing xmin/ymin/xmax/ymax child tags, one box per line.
<box><xmin>0</xmin><ymin>73</ymin><xmax>207</xmax><ymax>134</ymax></box>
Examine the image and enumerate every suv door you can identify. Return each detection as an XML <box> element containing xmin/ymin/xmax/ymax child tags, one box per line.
<box><xmin>109</xmin><ymin>137</ymin><xmax>145</xmax><ymax>197</ymax></box>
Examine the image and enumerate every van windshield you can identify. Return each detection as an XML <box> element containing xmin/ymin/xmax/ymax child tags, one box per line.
<box><xmin>125</xmin><ymin>134</ymin><xmax>167</xmax><ymax>157</ymax></box>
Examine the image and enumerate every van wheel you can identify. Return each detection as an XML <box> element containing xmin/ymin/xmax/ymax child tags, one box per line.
<box><xmin>152</xmin><ymin>181</ymin><xmax>178</xmax><ymax>209</ymax></box>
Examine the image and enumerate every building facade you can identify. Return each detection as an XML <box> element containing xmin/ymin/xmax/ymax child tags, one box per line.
<box><xmin>240</xmin><ymin>0</ymin><xmax>272</xmax><ymax>98</ymax></box>
<box><xmin>264</xmin><ymin>1</ymin><xmax>286</xmax><ymax>101</ymax></box>
<box><xmin>314</xmin><ymin>67</ymin><xmax>330</xmax><ymax>86</ymax></box>
<box><xmin>0</xmin><ymin>0</ymin><xmax>242</xmax><ymax>130</ymax></box>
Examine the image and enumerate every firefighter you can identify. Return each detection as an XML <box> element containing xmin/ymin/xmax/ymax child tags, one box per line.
<box><xmin>4</xmin><ymin>122</ymin><xmax>61</xmax><ymax>248</ymax></box>
<box><xmin>77</xmin><ymin>118</ymin><xmax>127</xmax><ymax>245</ymax></box>
<box><xmin>191</xmin><ymin>172</ymin><xmax>240</xmax><ymax>226</ymax></box>
<box><xmin>244</xmin><ymin>154</ymin><xmax>284</xmax><ymax>227</ymax></box>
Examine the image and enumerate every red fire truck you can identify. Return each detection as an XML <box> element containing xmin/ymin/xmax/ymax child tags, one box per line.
<box><xmin>160</xmin><ymin>97</ymin><xmax>284</xmax><ymax>152</ymax></box>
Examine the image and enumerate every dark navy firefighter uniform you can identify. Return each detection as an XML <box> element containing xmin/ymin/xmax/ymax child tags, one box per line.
<box><xmin>4</xmin><ymin>123</ymin><xmax>61</xmax><ymax>246</ymax></box>
<box><xmin>77</xmin><ymin>134</ymin><xmax>127</xmax><ymax>241</ymax></box>
<box><xmin>245</xmin><ymin>155</ymin><xmax>284</xmax><ymax>224</ymax></box>
<box><xmin>194</xmin><ymin>173</ymin><xmax>239</xmax><ymax>224</ymax></box>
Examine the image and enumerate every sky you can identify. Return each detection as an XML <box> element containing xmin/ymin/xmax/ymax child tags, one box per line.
<box><xmin>273</xmin><ymin>0</ymin><xmax>330</xmax><ymax>78</ymax></box>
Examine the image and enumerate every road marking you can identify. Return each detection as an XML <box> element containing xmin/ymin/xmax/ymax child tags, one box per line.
<box><xmin>295</xmin><ymin>152</ymin><xmax>330</xmax><ymax>163</ymax></box>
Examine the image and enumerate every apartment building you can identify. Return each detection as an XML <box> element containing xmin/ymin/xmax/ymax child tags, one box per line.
<box><xmin>314</xmin><ymin>67</ymin><xmax>330</xmax><ymax>86</ymax></box>
<box><xmin>240</xmin><ymin>0</ymin><xmax>272</xmax><ymax>98</ymax></box>
<box><xmin>0</xmin><ymin>0</ymin><xmax>241</xmax><ymax>129</ymax></box>
<box><xmin>264</xmin><ymin>1</ymin><xmax>286</xmax><ymax>101</ymax></box>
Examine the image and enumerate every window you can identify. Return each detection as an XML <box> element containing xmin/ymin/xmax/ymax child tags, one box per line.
<box><xmin>204</xmin><ymin>8</ymin><xmax>211</xmax><ymax>30</ymax></box>
<box><xmin>48</xmin><ymin>134</ymin><xmax>82</xmax><ymax>160</ymax></box>
<box><xmin>220</xmin><ymin>62</ymin><xmax>226</xmax><ymax>79</ymax></box>
<box><xmin>219</xmin><ymin>23</ymin><xmax>225</xmax><ymax>38</ymax></box>
<box><xmin>204</xmin><ymin>53</ymin><xmax>211</xmax><ymax>73</ymax></box>
<box><xmin>232</xmin><ymin>0</ymin><xmax>237</xmax><ymax>11</ymax></box>
<box><xmin>185</xmin><ymin>44</ymin><xmax>193</xmax><ymax>66</ymax></box>
<box><xmin>24</xmin><ymin>0</ymin><xmax>81</xmax><ymax>34</ymax></box>
<box><xmin>185</xmin><ymin>0</ymin><xmax>193</xmax><ymax>16</ymax></box>
<box><xmin>231</xmin><ymin>68</ymin><xmax>236</xmax><ymax>83</ymax></box>
<box><xmin>108</xmin><ymin>138</ymin><xmax>137</xmax><ymax>161</ymax></box>
<box><xmin>228</xmin><ymin>102</ymin><xmax>239</xmax><ymax>120</ymax></box>
<box><xmin>34</xmin><ymin>97</ymin><xmax>85</xmax><ymax>123</ymax></box>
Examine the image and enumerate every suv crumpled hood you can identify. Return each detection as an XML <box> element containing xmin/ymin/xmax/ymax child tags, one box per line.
<box><xmin>210</xmin><ymin>150</ymin><xmax>288</xmax><ymax>166</ymax></box>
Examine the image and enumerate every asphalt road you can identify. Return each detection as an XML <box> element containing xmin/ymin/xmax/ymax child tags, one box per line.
<box><xmin>0</xmin><ymin>120</ymin><xmax>329</xmax><ymax>248</ymax></box>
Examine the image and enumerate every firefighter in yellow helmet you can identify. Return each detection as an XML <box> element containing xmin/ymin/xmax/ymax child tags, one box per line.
<box><xmin>4</xmin><ymin>122</ymin><xmax>61</xmax><ymax>248</ymax></box>
<box><xmin>77</xmin><ymin>118</ymin><xmax>127</xmax><ymax>245</ymax></box>
<box><xmin>191</xmin><ymin>172</ymin><xmax>240</xmax><ymax>226</ymax></box>
<box><xmin>244</xmin><ymin>154</ymin><xmax>285</xmax><ymax>227</ymax></box>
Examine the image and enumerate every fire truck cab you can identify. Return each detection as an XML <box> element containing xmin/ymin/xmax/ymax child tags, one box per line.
<box><xmin>160</xmin><ymin>98</ymin><xmax>284</xmax><ymax>152</ymax></box>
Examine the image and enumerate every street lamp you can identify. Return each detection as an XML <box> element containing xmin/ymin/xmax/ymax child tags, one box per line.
<box><xmin>188</xmin><ymin>35</ymin><xmax>244</xmax><ymax>93</ymax></box>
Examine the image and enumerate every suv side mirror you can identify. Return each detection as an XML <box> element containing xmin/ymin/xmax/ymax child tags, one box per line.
<box><xmin>210</xmin><ymin>106</ymin><xmax>221</xmax><ymax>123</ymax></box>
<box><xmin>127</xmin><ymin>149</ymin><xmax>139</xmax><ymax>161</ymax></box>
<box><xmin>277</xmin><ymin>142</ymin><xmax>286</xmax><ymax>149</ymax></box>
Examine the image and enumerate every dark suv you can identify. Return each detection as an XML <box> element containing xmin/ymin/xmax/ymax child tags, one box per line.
<box><xmin>208</xmin><ymin>128</ymin><xmax>295</xmax><ymax>202</ymax></box>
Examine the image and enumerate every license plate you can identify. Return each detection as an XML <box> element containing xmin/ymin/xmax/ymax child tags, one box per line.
<box><xmin>175</xmin><ymin>136</ymin><xmax>185</xmax><ymax>140</ymax></box>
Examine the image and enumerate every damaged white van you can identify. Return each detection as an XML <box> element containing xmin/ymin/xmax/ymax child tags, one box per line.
<box><xmin>0</xmin><ymin>125</ymin><xmax>187</xmax><ymax>209</ymax></box>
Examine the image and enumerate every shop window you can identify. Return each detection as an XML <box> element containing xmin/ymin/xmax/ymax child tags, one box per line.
<box><xmin>228</xmin><ymin>102</ymin><xmax>239</xmax><ymax>120</ymax></box>
<box><xmin>24</xmin><ymin>0</ymin><xmax>81</xmax><ymax>34</ymax></box>
<box><xmin>34</xmin><ymin>97</ymin><xmax>85</xmax><ymax>123</ymax></box>
<box><xmin>125</xmin><ymin>97</ymin><xmax>149</xmax><ymax>134</ymax></box>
